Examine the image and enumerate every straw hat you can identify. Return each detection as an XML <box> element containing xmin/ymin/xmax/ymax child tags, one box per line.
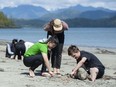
<box><xmin>53</xmin><ymin>19</ymin><xmax>63</xmax><ymax>31</ymax></box>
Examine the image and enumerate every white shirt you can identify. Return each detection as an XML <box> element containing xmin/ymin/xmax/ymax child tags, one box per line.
<box><xmin>24</xmin><ymin>42</ymin><xmax>34</xmax><ymax>51</ymax></box>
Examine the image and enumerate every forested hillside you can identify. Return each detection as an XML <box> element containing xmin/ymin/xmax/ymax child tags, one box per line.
<box><xmin>64</xmin><ymin>16</ymin><xmax>116</xmax><ymax>27</ymax></box>
<box><xmin>14</xmin><ymin>15</ymin><xmax>116</xmax><ymax>28</ymax></box>
<box><xmin>0</xmin><ymin>12</ymin><xmax>16</xmax><ymax>28</ymax></box>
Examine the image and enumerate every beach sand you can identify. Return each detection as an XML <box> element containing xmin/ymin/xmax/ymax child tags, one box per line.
<box><xmin>0</xmin><ymin>41</ymin><xmax>116</xmax><ymax>87</ymax></box>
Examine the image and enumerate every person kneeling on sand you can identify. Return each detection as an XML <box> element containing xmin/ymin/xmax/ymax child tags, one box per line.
<box><xmin>13</xmin><ymin>40</ymin><xmax>34</xmax><ymax>60</ymax></box>
<box><xmin>68</xmin><ymin>45</ymin><xmax>105</xmax><ymax>82</ymax></box>
<box><xmin>23</xmin><ymin>37</ymin><xmax>58</xmax><ymax>77</ymax></box>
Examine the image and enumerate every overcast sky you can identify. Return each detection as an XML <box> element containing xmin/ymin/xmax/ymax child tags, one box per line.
<box><xmin>0</xmin><ymin>0</ymin><xmax>116</xmax><ymax>11</ymax></box>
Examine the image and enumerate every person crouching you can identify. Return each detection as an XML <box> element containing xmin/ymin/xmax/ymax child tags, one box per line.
<box><xmin>23</xmin><ymin>36</ymin><xmax>58</xmax><ymax>77</ymax></box>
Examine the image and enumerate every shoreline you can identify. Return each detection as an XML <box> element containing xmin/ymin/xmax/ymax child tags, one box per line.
<box><xmin>1</xmin><ymin>39</ymin><xmax>116</xmax><ymax>49</ymax></box>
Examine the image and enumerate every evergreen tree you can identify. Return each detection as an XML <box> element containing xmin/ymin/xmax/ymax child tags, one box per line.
<box><xmin>0</xmin><ymin>12</ymin><xmax>16</xmax><ymax>28</ymax></box>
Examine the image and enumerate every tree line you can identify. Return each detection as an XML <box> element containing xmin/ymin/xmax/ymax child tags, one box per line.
<box><xmin>0</xmin><ymin>11</ymin><xmax>116</xmax><ymax>28</ymax></box>
<box><xmin>14</xmin><ymin>16</ymin><xmax>116</xmax><ymax>28</ymax></box>
<box><xmin>65</xmin><ymin>16</ymin><xmax>116</xmax><ymax>27</ymax></box>
<box><xmin>0</xmin><ymin>12</ymin><xmax>16</xmax><ymax>28</ymax></box>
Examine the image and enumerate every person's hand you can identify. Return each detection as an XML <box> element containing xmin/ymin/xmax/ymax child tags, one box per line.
<box><xmin>71</xmin><ymin>71</ymin><xmax>75</xmax><ymax>76</ymax></box>
<box><xmin>49</xmin><ymin>71</ymin><xmax>54</xmax><ymax>77</ymax></box>
<box><xmin>70</xmin><ymin>70</ymin><xmax>76</xmax><ymax>78</ymax></box>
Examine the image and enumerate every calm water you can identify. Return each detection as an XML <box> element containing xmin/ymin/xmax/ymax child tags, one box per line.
<box><xmin>0</xmin><ymin>27</ymin><xmax>116</xmax><ymax>48</ymax></box>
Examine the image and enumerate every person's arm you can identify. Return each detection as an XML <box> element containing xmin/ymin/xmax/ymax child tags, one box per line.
<box><xmin>42</xmin><ymin>53</ymin><xmax>53</xmax><ymax>76</ymax></box>
<box><xmin>44</xmin><ymin>23</ymin><xmax>51</xmax><ymax>32</ymax></box>
<box><xmin>41</xmin><ymin>51</ymin><xmax>51</xmax><ymax>72</ymax></box>
<box><xmin>71</xmin><ymin>57</ymin><xmax>87</xmax><ymax>75</ymax></box>
<box><xmin>62</xmin><ymin>21</ymin><xmax>69</xmax><ymax>30</ymax></box>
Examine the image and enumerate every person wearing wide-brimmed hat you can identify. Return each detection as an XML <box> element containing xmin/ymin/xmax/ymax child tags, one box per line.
<box><xmin>43</xmin><ymin>18</ymin><xmax>69</xmax><ymax>75</ymax></box>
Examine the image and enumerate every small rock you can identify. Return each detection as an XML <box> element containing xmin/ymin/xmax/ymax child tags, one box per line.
<box><xmin>0</xmin><ymin>68</ymin><xmax>4</xmax><ymax>72</ymax></box>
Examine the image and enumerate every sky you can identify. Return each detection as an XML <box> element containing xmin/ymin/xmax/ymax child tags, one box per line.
<box><xmin>0</xmin><ymin>0</ymin><xmax>116</xmax><ymax>11</ymax></box>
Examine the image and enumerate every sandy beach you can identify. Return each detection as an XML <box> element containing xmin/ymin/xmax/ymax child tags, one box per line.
<box><xmin>0</xmin><ymin>41</ymin><xmax>116</xmax><ymax>87</ymax></box>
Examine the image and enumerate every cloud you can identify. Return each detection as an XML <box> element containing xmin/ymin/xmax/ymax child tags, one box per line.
<box><xmin>0</xmin><ymin>0</ymin><xmax>116</xmax><ymax>10</ymax></box>
<box><xmin>79</xmin><ymin>0</ymin><xmax>116</xmax><ymax>10</ymax></box>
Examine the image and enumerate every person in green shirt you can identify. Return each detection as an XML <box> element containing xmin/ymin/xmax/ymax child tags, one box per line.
<box><xmin>23</xmin><ymin>37</ymin><xmax>58</xmax><ymax>77</ymax></box>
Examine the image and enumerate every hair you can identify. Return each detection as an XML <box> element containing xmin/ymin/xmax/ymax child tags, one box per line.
<box><xmin>68</xmin><ymin>45</ymin><xmax>79</xmax><ymax>56</ymax></box>
<box><xmin>46</xmin><ymin>36</ymin><xmax>59</xmax><ymax>45</ymax></box>
<box><xmin>12</xmin><ymin>39</ymin><xmax>18</xmax><ymax>44</ymax></box>
<box><xmin>19</xmin><ymin>39</ymin><xmax>25</xmax><ymax>43</ymax></box>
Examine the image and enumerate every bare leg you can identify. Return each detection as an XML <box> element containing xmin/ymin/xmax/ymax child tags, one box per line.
<box><xmin>29</xmin><ymin>68</ymin><xmax>35</xmax><ymax>77</ymax></box>
<box><xmin>56</xmin><ymin>68</ymin><xmax>60</xmax><ymax>74</ymax></box>
<box><xmin>56</xmin><ymin>68</ymin><xmax>61</xmax><ymax>76</ymax></box>
<box><xmin>53</xmin><ymin>68</ymin><xmax>57</xmax><ymax>73</ymax></box>
<box><xmin>54</xmin><ymin>68</ymin><xmax>61</xmax><ymax>74</ymax></box>
<box><xmin>89</xmin><ymin>68</ymin><xmax>99</xmax><ymax>82</ymax></box>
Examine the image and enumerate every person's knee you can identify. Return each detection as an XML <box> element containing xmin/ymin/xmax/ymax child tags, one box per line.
<box><xmin>90</xmin><ymin>67</ymin><xmax>99</xmax><ymax>74</ymax></box>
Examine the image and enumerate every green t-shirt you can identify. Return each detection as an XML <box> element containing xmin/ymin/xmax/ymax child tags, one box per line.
<box><xmin>24</xmin><ymin>42</ymin><xmax>48</xmax><ymax>57</ymax></box>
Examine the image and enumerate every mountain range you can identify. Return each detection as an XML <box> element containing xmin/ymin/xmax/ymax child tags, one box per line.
<box><xmin>0</xmin><ymin>4</ymin><xmax>116</xmax><ymax>20</ymax></box>
<box><xmin>0</xmin><ymin>4</ymin><xmax>116</xmax><ymax>27</ymax></box>
<box><xmin>0</xmin><ymin>5</ymin><xmax>49</xmax><ymax>19</ymax></box>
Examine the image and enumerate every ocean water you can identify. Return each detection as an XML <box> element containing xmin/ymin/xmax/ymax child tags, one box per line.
<box><xmin>0</xmin><ymin>27</ymin><xmax>116</xmax><ymax>48</ymax></box>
